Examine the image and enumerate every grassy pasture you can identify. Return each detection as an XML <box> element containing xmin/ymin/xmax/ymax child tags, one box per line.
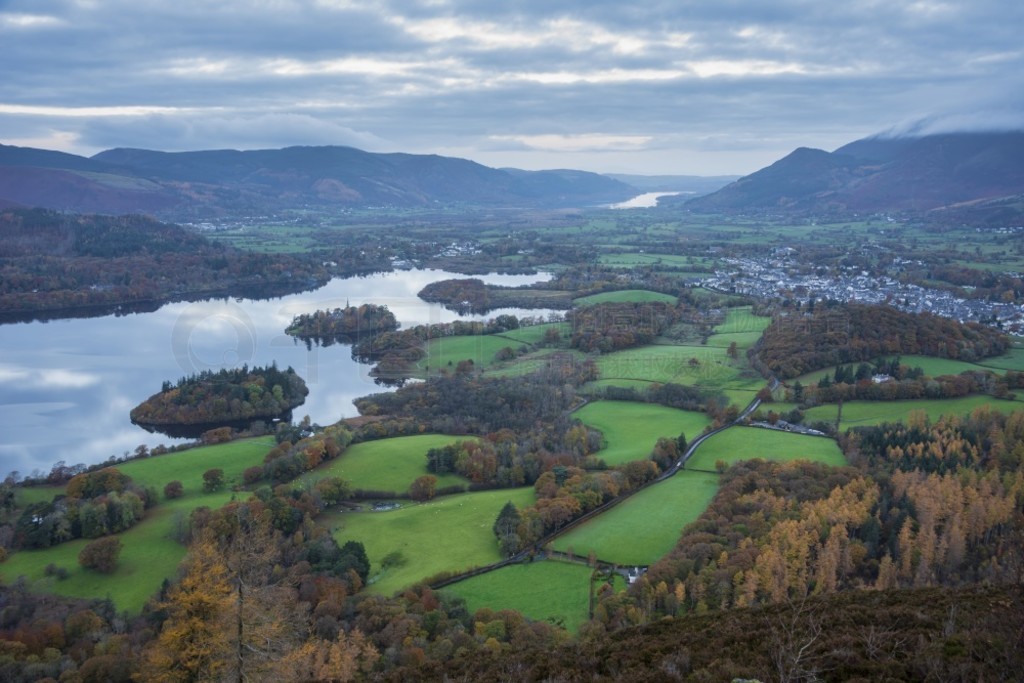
<box><xmin>327</xmin><ymin>487</ymin><xmax>536</xmax><ymax>597</ymax></box>
<box><xmin>483</xmin><ymin>349</ymin><xmax>587</xmax><ymax>379</ymax></box>
<box><xmin>414</xmin><ymin>323</ymin><xmax>571</xmax><ymax>375</ymax></box>
<box><xmin>553</xmin><ymin>428</ymin><xmax>844</xmax><ymax>566</ymax></box>
<box><xmin>686</xmin><ymin>427</ymin><xmax>846</xmax><ymax>470</ymax></box>
<box><xmin>595</xmin><ymin>344</ymin><xmax>739</xmax><ymax>388</ymax></box>
<box><xmin>596</xmin><ymin>253</ymin><xmax>696</xmax><ymax>268</ymax></box>
<box><xmin>297</xmin><ymin>434</ymin><xmax>471</xmax><ymax>493</ymax></box>
<box><xmin>802</xmin><ymin>395</ymin><xmax>1024</xmax><ymax>430</ymax></box>
<box><xmin>793</xmin><ymin>353</ymin><xmax>1021</xmax><ymax>386</ymax></box>
<box><xmin>492</xmin><ymin>322</ymin><xmax>570</xmax><ymax>345</ymax></box>
<box><xmin>552</xmin><ymin>471</ymin><xmax>721</xmax><ymax>566</ymax></box>
<box><xmin>15</xmin><ymin>438</ymin><xmax>274</xmax><ymax>506</ymax></box>
<box><xmin>573</xmin><ymin>290</ymin><xmax>678</xmax><ymax>306</ymax></box>
<box><xmin>415</xmin><ymin>335</ymin><xmax>516</xmax><ymax>374</ymax></box>
<box><xmin>444</xmin><ymin>560</ymin><xmax>623</xmax><ymax>633</ymax></box>
<box><xmin>0</xmin><ymin>438</ymin><xmax>276</xmax><ymax>612</ymax></box>
<box><xmin>574</xmin><ymin>401</ymin><xmax>711</xmax><ymax>466</ymax></box>
<box><xmin>112</xmin><ymin>437</ymin><xmax>276</xmax><ymax>493</ymax></box>
<box><xmin>0</xmin><ymin>490</ymin><xmax>237</xmax><ymax>613</ymax></box>
<box><xmin>975</xmin><ymin>347</ymin><xmax>1024</xmax><ymax>371</ymax></box>
<box><xmin>14</xmin><ymin>484</ymin><xmax>65</xmax><ymax>507</ymax></box>
<box><xmin>712</xmin><ymin>306</ymin><xmax>771</xmax><ymax>337</ymax></box>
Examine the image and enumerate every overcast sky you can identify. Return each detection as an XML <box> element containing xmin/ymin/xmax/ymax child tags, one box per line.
<box><xmin>1</xmin><ymin>0</ymin><xmax>1022</xmax><ymax>175</ymax></box>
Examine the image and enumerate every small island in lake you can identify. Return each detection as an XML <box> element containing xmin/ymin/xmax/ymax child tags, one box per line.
<box><xmin>130</xmin><ymin>364</ymin><xmax>308</xmax><ymax>435</ymax></box>
<box><xmin>285</xmin><ymin>303</ymin><xmax>399</xmax><ymax>344</ymax></box>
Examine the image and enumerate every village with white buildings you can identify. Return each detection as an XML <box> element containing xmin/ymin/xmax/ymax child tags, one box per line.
<box><xmin>702</xmin><ymin>254</ymin><xmax>1024</xmax><ymax>334</ymax></box>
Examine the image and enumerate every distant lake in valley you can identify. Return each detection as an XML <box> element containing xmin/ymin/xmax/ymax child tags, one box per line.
<box><xmin>0</xmin><ymin>269</ymin><xmax>553</xmax><ymax>478</ymax></box>
<box><xmin>608</xmin><ymin>191</ymin><xmax>684</xmax><ymax>209</ymax></box>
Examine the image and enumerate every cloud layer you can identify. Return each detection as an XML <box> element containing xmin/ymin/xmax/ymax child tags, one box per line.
<box><xmin>1</xmin><ymin>0</ymin><xmax>1021</xmax><ymax>174</ymax></box>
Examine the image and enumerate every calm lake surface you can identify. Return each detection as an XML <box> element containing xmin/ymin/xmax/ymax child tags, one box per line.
<box><xmin>608</xmin><ymin>191</ymin><xmax>684</xmax><ymax>208</ymax></box>
<box><xmin>0</xmin><ymin>269</ymin><xmax>552</xmax><ymax>478</ymax></box>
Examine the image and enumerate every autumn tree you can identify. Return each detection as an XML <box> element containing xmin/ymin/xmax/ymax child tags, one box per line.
<box><xmin>144</xmin><ymin>507</ymin><xmax>311</xmax><ymax>683</ymax></box>
<box><xmin>164</xmin><ymin>480</ymin><xmax>184</xmax><ymax>499</ymax></box>
<box><xmin>78</xmin><ymin>536</ymin><xmax>122</xmax><ymax>573</ymax></box>
<box><xmin>410</xmin><ymin>475</ymin><xmax>437</xmax><ymax>502</ymax></box>
<box><xmin>140</xmin><ymin>533</ymin><xmax>234</xmax><ymax>682</ymax></box>
<box><xmin>202</xmin><ymin>468</ymin><xmax>225</xmax><ymax>493</ymax></box>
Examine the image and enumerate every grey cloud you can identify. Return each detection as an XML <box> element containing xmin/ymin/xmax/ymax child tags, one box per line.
<box><xmin>1</xmin><ymin>0</ymin><xmax>1021</xmax><ymax>174</ymax></box>
<box><xmin>79</xmin><ymin>112</ymin><xmax>391</xmax><ymax>153</ymax></box>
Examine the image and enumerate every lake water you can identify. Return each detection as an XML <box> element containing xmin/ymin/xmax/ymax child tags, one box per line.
<box><xmin>0</xmin><ymin>269</ymin><xmax>553</xmax><ymax>478</ymax></box>
<box><xmin>607</xmin><ymin>191</ymin><xmax>684</xmax><ymax>209</ymax></box>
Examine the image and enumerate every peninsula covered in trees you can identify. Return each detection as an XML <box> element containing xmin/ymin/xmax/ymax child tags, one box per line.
<box><xmin>129</xmin><ymin>364</ymin><xmax>308</xmax><ymax>433</ymax></box>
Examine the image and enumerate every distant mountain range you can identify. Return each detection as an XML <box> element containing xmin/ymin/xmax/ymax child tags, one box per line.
<box><xmin>0</xmin><ymin>144</ymin><xmax>639</xmax><ymax>217</ymax></box>
<box><xmin>681</xmin><ymin>131</ymin><xmax>1024</xmax><ymax>217</ymax></box>
<box><xmin>5</xmin><ymin>131</ymin><xmax>1022</xmax><ymax>220</ymax></box>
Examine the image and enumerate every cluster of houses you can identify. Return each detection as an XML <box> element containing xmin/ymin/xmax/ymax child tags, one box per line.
<box><xmin>703</xmin><ymin>256</ymin><xmax>1024</xmax><ymax>333</ymax></box>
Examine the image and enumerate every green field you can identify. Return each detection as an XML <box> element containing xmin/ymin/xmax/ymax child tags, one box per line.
<box><xmin>483</xmin><ymin>348</ymin><xmax>588</xmax><ymax>379</ymax></box>
<box><xmin>0</xmin><ymin>490</ymin><xmax>237</xmax><ymax>613</ymax></box>
<box><xmin>444</xmin><ymin>560</ymin><xmax>623</xmax><ymax>633</ymax></box>
<box><xmin>595</xmin><ymin>344</ymin><xmax>740</xmax><ymax>388</ymax></box>
<box><xmin>573</xmin><ymin>290</ymin><xmax>678</xmax><ymax>306</ymax></box>
<box><xmin>793</xmin><ymin>348</ymin><xmax>1024</xmax><ymax>387</ymax></box>
<box><xmin>413</xmin><ymin>323</ymin><xmax>574</xmax><ymax>376</ymax></box>
<box><xmin>596</xmin><ymin>253</ymin><xmax>698</xmax><ymax>268</ymax></box>
<box><xmin>574</xmin><ymin>401</ymin><xmax>711</xmax><ymax>466</ymax></box>
<box><xmin>0</xmin><ymin>438</ymin><xmax>278</xmax><ymax>613</ymax></box>
<box><xmin>493</xmin><ymin>322</ymin><xmax>569</xmax><ymax>345</ymax></box>
<box><xmin>416</xmin><ymin>335</ymin><xmax>518</xmax><ymax>373</ymax></box>
<box><xmin>112</xmin><ymin>437</ymin><xmax>276</xmax><ymax>493</ymax></box>
<box><xmin>326</xmin><ymin>487</ymin><xmax>536</xmax><ymax>596</ymax></box>
<box><xmin>975</xmin><ymin>346</ymin><xmax>1024</xmax><ymax>371</ymax></box>
<box><xmin>713</xmin><ymin>306</ymin><xmax>771</xmax><ymax>336</ymax></box>
<box><xmin>802</xmin><ymin>395</ymin><xmax>1024</xmax><ymax>429</ymax></box>
<box><xmin>552</xmin><ymin>470</ymin><xmax>721</xmax><ymax>565</ymax></box>
<box><xmin>553</xmin><ymin>428</ymin><xmax>844</xmax><ymax>565</ymax></box>
<box><xmin>686</xmin><ymin>427</ymin><xmax>846</xmax><ymax>470</ymax></box>
<box><xmin>16</xmin><ymin>438</ymin><xmax>274</xmax><ymax>506</ymax></box>
<box><xmin>298</xmin><ymin>434</ymin><xmax>471</xmax><ymax>493</ymax></box>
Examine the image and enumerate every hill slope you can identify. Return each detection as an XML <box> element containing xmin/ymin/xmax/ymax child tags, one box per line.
<box><xmin>0</xmin><ymin>143</ymin><xmax>636</xmax><ymax>216</ymax></box>
<box><xmin>683</xmin><ymin>131</ymin><xmax>1024</xmax><ymax>214</ymax></box>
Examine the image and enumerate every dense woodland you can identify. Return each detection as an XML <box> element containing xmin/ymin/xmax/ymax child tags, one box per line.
<box><xmin>129</xmin><ymin>364</ymin><xmax>308</xmax><ymax>428</ymax></box>
<box><xmin>0</xmin><ymin>209</ymin><xmax>387</xmax><ymax>318</ymax></box>
<box><xmin>567</xmin><ymin>301</ymin><xmax>680</xmax><ymax>353</ymax></box>
<box><xmin>753</xmin><ymin>302</ymin><xmax>1010</xmax><ymax>378</ymax></box>
<box><xmin>417</xmin><ymin>278</ymin><xmax>573</xmax><ymax>315</ymax></box>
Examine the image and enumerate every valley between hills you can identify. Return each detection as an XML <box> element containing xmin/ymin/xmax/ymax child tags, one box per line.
<box><xmin>1</xmin><ymin>130</ymin><xmax>1024</xmax><ymax>681</ymax></box>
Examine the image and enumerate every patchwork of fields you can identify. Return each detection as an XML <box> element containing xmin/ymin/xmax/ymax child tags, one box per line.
<box><xmin>6</xmin><ymin>250</ymin><xmax>1024</xmax><ymax>636</ymax></box>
